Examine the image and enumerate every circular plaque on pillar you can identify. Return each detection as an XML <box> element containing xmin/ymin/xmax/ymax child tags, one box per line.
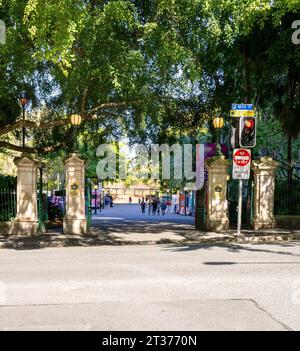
<box><xmin>71</xmin><ymin>183</ymin><xmax>79</xmax><ymax>197</ymax></box>
<box><xmin>214</xmin><ymin>185</ymin><xmax>224</xmax><ymax>200</ymax></box>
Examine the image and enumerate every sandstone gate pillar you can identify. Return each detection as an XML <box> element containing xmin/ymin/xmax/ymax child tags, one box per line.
<box><xmin>252</xmin><ymin>157</ymin><xmax>278</xmax><ymax>230</ymax></box>
<box><xmin>63</xmin><ymin>154</ymin><xmax>87</xmax><ymax>234</ymax></box>
<box><xmin>14</xmin><ymin>155</ymin><xmax>40</xmax><ymax>236</ymax></box>
<box><xmin>205</xmin><ymin>156</ymin><xmax>230</xmax><ymax>231</ymax></box>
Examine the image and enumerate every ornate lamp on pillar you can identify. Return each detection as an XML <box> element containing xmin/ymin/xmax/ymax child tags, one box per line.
<box><xmin>70</xmin><ymin>114</ymin><xmax>82</xmax><ymax>152</ymax></box>
<box><xmin>213</xmin><ymin>116</ymin><xmax>224</xmax><ymax>156</ymax></box>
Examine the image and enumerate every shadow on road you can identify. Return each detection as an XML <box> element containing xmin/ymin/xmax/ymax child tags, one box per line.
<box><xmin>164</xmin><ymin>242</ymin><xmax>300</xmax><ymax>258</ymax></box>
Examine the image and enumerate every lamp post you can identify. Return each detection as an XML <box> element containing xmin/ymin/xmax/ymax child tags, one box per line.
<box><xmin>213</xmin><ymin>116</ymin><xmax>225</xmax><ymax>156</ymax></box>
<box><xmin>70</xmin><ymin>114</ymin><xmax>82</xmax><ymax>152</ymax></box>
<box><xmin>94</xmin><ymin>184</ymin><xmax>98</xmax><ymax>215</ymax></box>
<box><xmin>20</xmin><ymin>91</ymin><xmax>29</xmax><ymax>149</ymax></box>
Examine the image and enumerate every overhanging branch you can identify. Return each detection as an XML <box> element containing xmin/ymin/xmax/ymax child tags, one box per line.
<box><xmin>0</xmin><ymin>141</ymin><xmax>65</xmax><ymax>155</ymax></box>
<box><xmin>0</xmin><ymin>100</ymin><xmax>141</xmax><ymax>137</ymax></box>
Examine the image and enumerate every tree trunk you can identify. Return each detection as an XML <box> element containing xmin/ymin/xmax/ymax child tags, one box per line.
<box><xmin>287</xmin><ymin>67</ymin><xmax>296</xmax><ymax>185</ymax></box>
<box><xmin>243</xmin><ymin>43</ymin><xmax>251</xmax><ymax>103</ymax></box>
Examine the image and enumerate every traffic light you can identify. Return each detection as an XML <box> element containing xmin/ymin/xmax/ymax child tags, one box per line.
<box><xmin>239</xmin><ymin>116</ymin><xmax>256</xmax><ymax>148</ymax></box>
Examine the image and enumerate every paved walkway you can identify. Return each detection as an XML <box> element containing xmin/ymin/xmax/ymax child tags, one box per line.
<box><xmin>89</xmin><ymin>204</ymin><xmax>198</xmax><ymax>243</ymax></box>
<box><xmin>1</xmin><ymin>204</ymin><xmax>300</xmax><ymax>249</ymax></box>
<box><xmin>88</xmin><ymin>204</ymin><xmax>300</xmax><ymax>245</ymax></box>
<box><xmin>93</xmin><ymin>203</ymin><xmax>195</xmax><ymax>224</ymax></box>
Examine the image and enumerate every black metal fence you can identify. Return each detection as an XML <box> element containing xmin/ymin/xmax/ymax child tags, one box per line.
<box><xmin>274</xmin><ymin>181</ymin><xmax>300</xmax><ymax>216</ymax></box>
<box><xmin>0</xmin><ymin>188</ymin><xmax>17</xmax><ymax>222</ymax></box>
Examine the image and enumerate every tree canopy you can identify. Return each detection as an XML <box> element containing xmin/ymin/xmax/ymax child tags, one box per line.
<box><xmin>0</xmin><ymin>0</ymin><xmax>300</xmax><ymax>178</ymax></box>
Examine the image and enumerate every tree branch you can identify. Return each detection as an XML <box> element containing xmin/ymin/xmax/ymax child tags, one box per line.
<box><xmin>0</xmin><ymin>141</ymin><xmax>65</xmax><ymax>155</ymax></box>
<box><xmin>0</xmin><ymin>120</ymin><xmax>36</xmax><ymax>136</ymax></box>
<box><xmin>81</xmin><ymin>87</ymin><xmax>88</xmax><ymax>115</ymax></box>
<box><xmin>88</xmin><ymin>100</ymin><xmax>142</xmax><ymax>115</ymax></box>
<box><xmin>0</xmin><ymin>118</ymin><xmax>71</xmax><ymax>137</ymax></box>
<box><xmin>0</xmin><ymin>100</ymin><xmax>141</xmax><ymax>137</ymax></box>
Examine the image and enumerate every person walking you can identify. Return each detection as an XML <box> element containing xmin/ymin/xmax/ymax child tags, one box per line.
<box><xmin>148</xmin><ymin>199</ymin><xmax>152</xmax><ymax>215</ymax></box>
<box><xmin>152</xmin><ymin>199</ymin><xmax>157</xmax><ymax>215</ymax></box>
<box><xmin>157</xmin><ymin>199</ymin><xmax>161</xmax><ymax>216</ymax></box>
<box><xmin>166</xmin><ymin>200</ymin><xmax>171</xmax><ymax>214</ymax></box>
<box><xmin>141</xmin><ymin>199</ymin><xmax>146</xmax><ymax>214</ymax></box>
<box><xmin>161</xmin><ymin>201</ymin><xmax>167</xmax><ymax>216</ymax></box>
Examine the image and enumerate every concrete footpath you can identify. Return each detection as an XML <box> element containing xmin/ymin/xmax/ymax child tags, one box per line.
<box><xmin>1</xmin><ymin>204</ymin><xmax>300</xmax><ymax>249</ymax></box>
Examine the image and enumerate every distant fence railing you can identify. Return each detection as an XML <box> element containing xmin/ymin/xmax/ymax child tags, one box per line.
<box><xmin>274</xmin><ymin>181</ymin><xmax>300</xmax><ymax>216</ymax></box>
<box><xmin>0</xmin><ymin>188</ymin><xmax>17</xmax><ymax>222</ymax></box>
<box><xmin>276</xmin><ymin>165</ymin><xmax>300</xmax><ymax>181</ymax></box>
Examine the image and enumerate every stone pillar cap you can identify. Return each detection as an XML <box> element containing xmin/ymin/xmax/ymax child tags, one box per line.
<box><xmin>252</xmin><ymin>157</ymin><xmax>279</xmax><ymax>169</ymax></box>
<box><xmin>14</xmin><ymin>154</ymin><xmax>41</xmax><ymax>166</ymax></box>
<box><xmin>206</xmin><ymin>155</ymin><xmax>230</xmax><ymax>168</ymax></box>
<box><xmin>64</xmin><ymin>153</ymin><xmax>86</xmax><ymax>165</ymax></box>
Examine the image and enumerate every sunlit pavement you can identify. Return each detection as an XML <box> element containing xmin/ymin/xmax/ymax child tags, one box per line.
<box><xmin>1</xmin><ymin>204</ymin><xmax>300</xmax><ymax>331</ymax></box>
<box><xmin>1</xmin><ymin>243</ymin><xmax>300</xmax><ymax>330</ymax></box>
<box><xmin>89</xmin><ymin>204</ymin><xmax>300</xmax><ymax>245</ymax></box>
<box><xmin>92</xmin><ymin>203</ymin><xmax>195</xmax><ymax>224</ymax></box>
<box><xmin>89</xmin><ymin>204</ymin><xmax>198</xmax><ymax>243</ymax></box>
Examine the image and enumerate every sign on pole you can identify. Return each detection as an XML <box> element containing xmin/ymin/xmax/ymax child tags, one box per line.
<box><xmin>231</xmin><ymin>104</ymin><xmax>254</xmax><ymax>111</ymax></box>
<box><xmin>232</xmin><ymin>149</ymin><xmax>251</xmax><ymax>180</ymax></box>
<box><xmin>230</xmin><ymin>109</ymin><xmax>255</xmax><ymax>118</ymax></box>
<box><xmin>230</xmin><ymin>103</ymin><xmax>255</xmax><ymax>118</ymax></box>
<box><xmin>232</xmin><ymin>148</ymin><xmax>251</xmax><ymax>235</ymax></box>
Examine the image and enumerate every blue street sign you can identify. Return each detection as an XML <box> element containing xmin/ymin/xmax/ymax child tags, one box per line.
<box><xmin>231</xmin><ymin>103</ymin><xmax>254</xmax><ymax>111</ymax></box>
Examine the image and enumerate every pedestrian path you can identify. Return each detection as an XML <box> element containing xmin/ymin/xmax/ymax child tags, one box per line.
<box><xmin>93</xmin><ymin>204</ymin><xmax>195</xmax><ymax>224</ymax></box>
<box><xmin>1</xmin><ymin>205</ymin><xmax>300</xmax><ymax>250</ymax></box>
<box><xmin>88</xmin><ymin>204</ymin><xmax>300</xmax><ymax>245</ymax></box>
<box><xmin>89</xmin><ymin>204</ymin><xmax>197</xmax><ymax>244</ymax></box>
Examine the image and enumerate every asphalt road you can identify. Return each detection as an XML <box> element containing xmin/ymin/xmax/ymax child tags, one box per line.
<box><xmin>1</xmin><ymin>242</ymin><xmax>300</xmax><ymax>330</ymax></box>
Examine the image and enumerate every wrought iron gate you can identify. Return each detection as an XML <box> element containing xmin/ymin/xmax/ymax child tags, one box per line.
<box><xmin>274</xmin><ymin>179</ymin><xmax>300</xmax><ymax>216</ymax></box>
<box><xmin>0</xmin><ymin>188</ymin><xmax>16</xmax><ymax>222</ymax></box>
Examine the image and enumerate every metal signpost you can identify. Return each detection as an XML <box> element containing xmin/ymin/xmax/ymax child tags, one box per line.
<box><xmin>232</xmin><ymin>148</ymin><xmax>251</xmax><ymax>235</ymax></box>
<box><xmin>231</xmin><ymin>103</ymin><xmax>254</xmax><ymax>236</ymax></box>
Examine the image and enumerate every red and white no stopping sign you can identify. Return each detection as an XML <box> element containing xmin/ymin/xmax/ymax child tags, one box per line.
<box><xmin>233</xmin><ymin>149</ymin><xmax>251</xmax><ymax>167</ymax></box>
<box><xmin>233</xmin><ymin>149</ymin><xmax>251</xmax><ymax>179</ymax></box>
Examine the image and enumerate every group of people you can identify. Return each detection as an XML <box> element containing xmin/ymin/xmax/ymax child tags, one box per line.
<box><xmin>139</xmin><ymin>197</ymin><xmax>171</xmax><ymax>216</ymax></box>
<box><xmin>104</xmin><ymin>194</ymin><xmax>114</xmax><ymax>208</ymax></box>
